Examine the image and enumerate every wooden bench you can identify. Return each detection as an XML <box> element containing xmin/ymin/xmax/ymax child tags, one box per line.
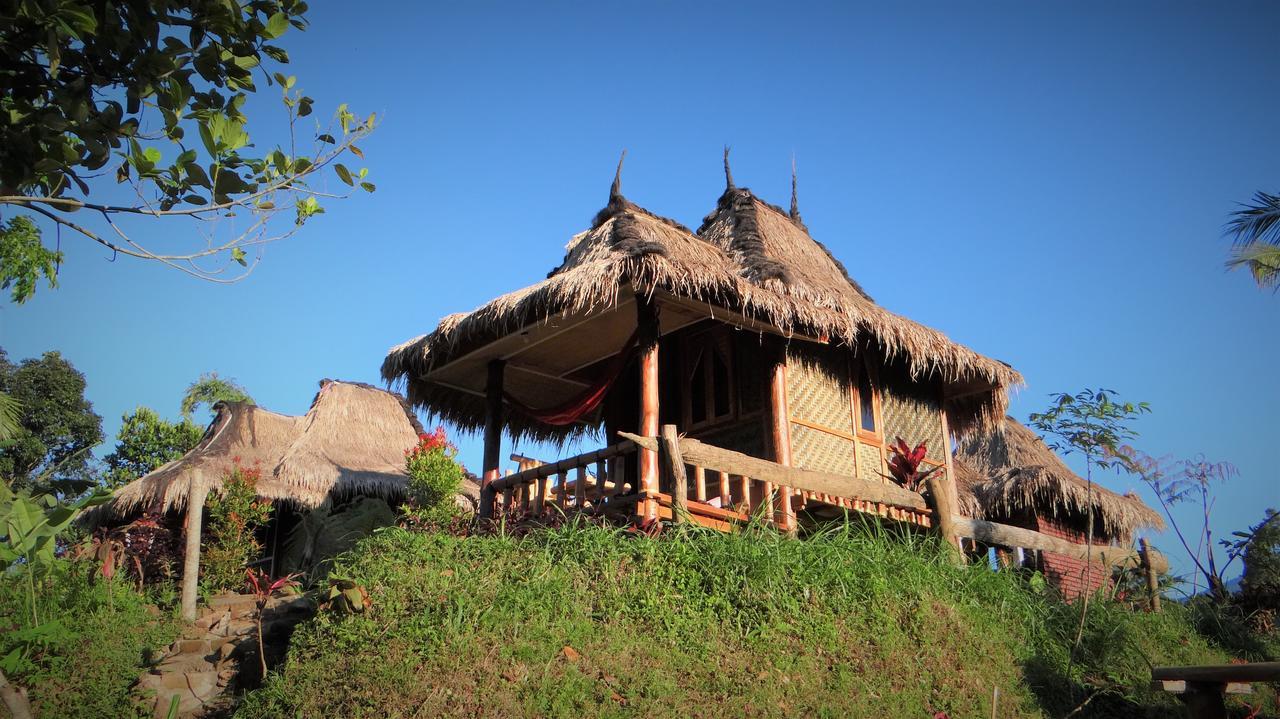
<box><xmin>1151</xmin><ymin>662</ymin><xmax>1280</xmax><ymax>718</ymax></box>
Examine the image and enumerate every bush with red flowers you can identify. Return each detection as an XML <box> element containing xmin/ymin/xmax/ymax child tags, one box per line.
<box><xmin>403</xmin><ymin>426</ymin><xmax>464</xmax><ymax>527</ymax></box>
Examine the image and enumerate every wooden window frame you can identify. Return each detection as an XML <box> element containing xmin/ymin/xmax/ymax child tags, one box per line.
<box><xmin>681</xmin><ymin>328</ymin><xmax>737</xmax><ymax>432</ymax></box>
<box><xmin>851</xmin><ymin>355</ymin><xmax>883</xmax><ymax>444</ymax></box>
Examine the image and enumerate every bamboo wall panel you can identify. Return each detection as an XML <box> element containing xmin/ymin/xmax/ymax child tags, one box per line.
<box><xmin>879</xmin><ymin>385</ymin><xmax>946</xmax><ymax>461</ymax></box>
<box><xmin>789</xmin><ymin>423</ymin><xmax>856</xmax><ymax>476</ymax></box>
<box><xmin>856</xmin><ymin>443</ymin><xmax>883</xmax><ymax>484</ymax></box>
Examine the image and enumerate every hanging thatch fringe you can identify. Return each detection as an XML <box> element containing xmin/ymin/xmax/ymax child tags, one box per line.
<box><xmin>958</xmin><ymin>418</ymin><xmax>1165</xmax><ymax>543</ymax></box>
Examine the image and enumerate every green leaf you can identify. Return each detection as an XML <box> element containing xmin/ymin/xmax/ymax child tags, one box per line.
<box><xmin>316</xmin><ymin>134</ymin><xmax>336</xmax><ymax>144</ymax></box>
<box><xmin>359</xmin><ymin>182</ymin><xmax>376</xmax><ymax>193</ymax></box>
<box><xmin>143</xmin><ymin>147</ymin><xmax>162</xmax><ymax>165</ymax></box>
<box><xmin>334</xmin><ymin>164</ymin><xmax>353</xmax><ymax>186</ymax></box>
<box><xmin>264</xmin><ymin>13</ymin><xmax>289</xmax><ymax>40</ymax></box>
<box><xmin>231</xmin><ymin>247</ymin><xmax>247</xmax><ymax>266</ymax></box>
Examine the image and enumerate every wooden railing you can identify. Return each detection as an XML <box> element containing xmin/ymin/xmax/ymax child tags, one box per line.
<box><xmin>483</xmin><ymin>428</ymin><xmax>1169</xmax><ymax>600</ymax></box>
<box><xmin>486</xmin><ymin>440</ymin><xmax>639</xmax><ymax>517</ymax></box>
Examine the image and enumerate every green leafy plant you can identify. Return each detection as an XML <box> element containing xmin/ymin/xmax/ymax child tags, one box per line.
<box><xmin>319</xmin><ymin>577</ymin><xmax>371</xmax><ymax>616</ymax></box>
<box><xmin>402</xmin><ymin>427</ymin><xmax>464</xmax><ymax>528</ymax></box>
<box><xmin>0</xmin><ymin>0</ymin><xmax>376</xmax><ymax>296</ymax></box>
<box><xmin>0</xmin><ymin>216</ymin><xmax>60</xmax><ymax>304</ymax></box>
<box><xmin>202</xmin><ymin>465</ymin><xmax>272</xmax><ymax>593</ymax></box>
<box><xmin>1029</xmin><ymin>389</ymin><xmax>1149</xmax><ymax>662</ymax></box>
<box><xmin>180</xmin><ymin>372</ymin><xmax>253</xmax><ymax>421</ymax></box>
<box><xmin>1226</xmin><ymin>190</ymin><xmax>1280</xmax><ymax>290</ymax></box>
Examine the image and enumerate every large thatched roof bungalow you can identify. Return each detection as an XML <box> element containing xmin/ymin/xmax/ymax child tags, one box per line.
<box><xmin>958</xmin><ymin>417</ymin><xmax>1164</xmax><ymax>597</ymax></box>
<box><xmin>382</xmin><ymin>154</ymin><xmax>1024</xmax><ymax>530</ymax></box>
<box><xmin>103</xmin><ymin>380</ymin><xmax>428</xmax><ymax>518</ymax></box>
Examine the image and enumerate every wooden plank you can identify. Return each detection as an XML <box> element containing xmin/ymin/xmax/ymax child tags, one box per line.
<box><xmin>718</xmin><ymin>469</ymin><xmax>730</xmax><ymax>504</ymax></box>
<box><xmin>637</xmin><ymin>294</ymin><xmax>660</xmax><ymax>521</ymax></box>
<box><xmin>594</xmin><ymin>460</ymin><xmax>606</xmax><ymax>502</ymax></box>
<box><xmin>954</xmin><ymin>517</ymin><xmax>1170</xmax><ymax>572</ymax></box>
<box><xmin>646</xmin><ymin>491</ymin><xmax>750</xmax><ymax>523</ymax></box>
<box><xmin>1151</xmin><ymin>680</ymin><xmax>1253</xmax><ymax>695</ymax></box>
<box><xmin>620</xmin><ymin>432</ymin><xmax>929</xmax><ymax>510</ymax></box>
<box><xmin>661</xmin><ymin>425</ymin><xmax>688</xmax><ymax>523</ymax></box>
<box><xmin>1152</xmin><ymin>662</ymin><xmax>1280</xmax><ymax>684</ymax></box>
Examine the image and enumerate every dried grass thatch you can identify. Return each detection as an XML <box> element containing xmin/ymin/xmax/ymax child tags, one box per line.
<box><xmin>951</xmin><ymin>456</ymin><xmax>986</xmax><ymax>519</ymax></box>
<box><xmin>101</xmin><ymin>380</ymin><xmax>427</xmax><ymax>519</ymax></box>
<box><xmin>957</xmin><ymin>417</ymin><xmax>1164</xmax><ymax>543</ymax></box>
<box><xmin>384</xmin><ymin>171</ymin><xmax>1022</xmax><ymax>443</ymax></box>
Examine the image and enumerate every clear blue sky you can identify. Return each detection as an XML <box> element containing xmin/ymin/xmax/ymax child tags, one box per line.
<box><xmin>3</xmin><ymin>2</ymin><xmax>1276</xmax><ymax>585</ymax></box>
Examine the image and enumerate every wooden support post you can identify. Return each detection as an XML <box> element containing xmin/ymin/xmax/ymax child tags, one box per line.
<box><xmin>558</xmin><ymin>471</ymin><xmax>569</xmax><ymax>511</ymax></box>
<box><xmin>924</xmin><ymin>475</ymin><xmax>962</xmax><ymax>562</ymax></box>
<box><xmin>479</xmin><ymin>359</ymin><xmax>506</xmax><ymax>520</ymax></box>
<box><xmin>636</xmin><ymin>294</ymin><xmax>660</xmax><ymax>521</ymax></box>
<box><xmin>693</xmin><ymin>465</ymin><xmax>706</xmax><ymax>503</ymax></box>
<box><xmin>660</xmin><ymin>425</ymin><xmax>688</xmax><ymax>523</ymax></box>
<box><xmin>180</xmin><ymin>471</ymin><xmax>208</xmax><ymax>623</ymax></box>
<box><xmin>595</xmin><ymin>460</ymin><xmax>606</xmax><ymax>503</ymax></box>
<box><xmin>718</xmin><ymin>470</ymin><xmax>730</xmax><ymax>504</ymax></box>
<box><xmin>1140</xmin><ymin>537</ymin><xmax>1162</xmax><ymax>613</ymax></box>
<box><xmin>534</xmin><ymin>475</ymin><xmax>548</xmax><ymax>514</ymax></box>
<box><xmin>769</xmin><ymin>357</ymin><xmax>795</xmax><ymax>532</ymax></box>
<box><xmin>575</xmin><ymin>466</ymin><xmax>586</xmax><ymax>509</ymax></box>
<box><xmin>737</xmin><ymin>474</ymin><xmax>750</xmax><ymax>513</ymax></box>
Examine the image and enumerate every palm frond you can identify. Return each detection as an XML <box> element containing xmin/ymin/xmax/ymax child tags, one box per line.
<box><xmin>1226</xmin><ymin>191</ymin><xmax>1280</xmax><ymax>249</ymax></box>
<box><xmin>1226</xmin><ymin>243</ymin><xmax>1280</xmax><ymax>290</ymax></box>
<box><xmin>0</xmin><ymin>392</ymin><xmax>21</xmax><ymax>442</ymax></box>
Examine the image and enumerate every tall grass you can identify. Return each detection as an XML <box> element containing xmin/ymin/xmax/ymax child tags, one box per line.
<box><xmin>238</xmin><ymin>518</ymin><xmax>1273</xmax><ymax>718</ymax></box>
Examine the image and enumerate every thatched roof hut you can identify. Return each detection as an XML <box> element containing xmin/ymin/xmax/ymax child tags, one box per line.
<box><xmin>957</xmin><ymin>417</ymin><xmax>1164</xmax><ymax>543</ymax></box>
<box><xmin>382</xmin><ymin>158</ymin><xmax>1023</xmax><ymax>445</ymax></box>
<box><xmin>103</xmin><ymin>380</ymin><xmax>427</xmax><ymax>518</ymax></box>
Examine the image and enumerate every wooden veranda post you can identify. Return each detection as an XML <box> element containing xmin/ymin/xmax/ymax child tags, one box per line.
<box><xmin>479</xmin><ymin>359</ymin><xmax>506</xmax><ymax>520</ymax></box>
<box><xmin>768</xmin><ymin>355</ymin><xmax>795</xmax><ymax>533</ymax></box>
<box><xmin>660</xmin><ymin>424</ymin><xmax>688</xmax><ymax>523</ymax></box>
<box><xmin>1140</xmin><ymin>537</ymin><xmax>1162</xmax><ymax>613</ymax></box>
<box><xmin>636</xmin><ymin>294</ymin><xmax>660</xmax><ymax>521</ymax></box>
<box><xmin>180</xmin><ymin>470</ymin><xmax>208</xmax><ymax>623</ymax></box>
<box><xmin>924</xmin><ymin>475</ymin><xmax>962</xmax><ymax>562</ymax></box>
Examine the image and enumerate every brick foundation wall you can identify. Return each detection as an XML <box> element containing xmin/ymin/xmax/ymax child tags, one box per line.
<box><xmin>1034</xmin><ymin>516</ymin><xmax>1112</xmax><ymax>601</ymax></box>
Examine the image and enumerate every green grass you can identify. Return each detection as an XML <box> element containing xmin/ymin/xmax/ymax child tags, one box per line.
<box><xmin>237</xmin><ymin>519</ymin><xmax>1277</xmax><ymax>719</ymax></box>
<box><xmin>0</xmin><ymin>561</ymin><xmax>179</xmax><ymax>718</ymax></box>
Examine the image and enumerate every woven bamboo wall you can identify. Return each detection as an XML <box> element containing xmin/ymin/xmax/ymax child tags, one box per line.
<box><xmin>879</xmin><ymin>381</ymin><xmax>946</xmax><ymax>462</ymax></box>
<box><xmin>785</xmin><ymin>345</ymin><xmax>857</xmax><ymax>475</ymax></box>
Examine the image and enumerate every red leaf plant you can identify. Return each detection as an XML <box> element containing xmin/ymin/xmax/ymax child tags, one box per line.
<box><xmin>244</xmin><ymin>568</ymin><xmax>302</xmax><ymax>679</ymax></box>
<box><xmin>881</xmin><ymin>437</ymin><xmax>941</xmax><ymax>493</ymax></box>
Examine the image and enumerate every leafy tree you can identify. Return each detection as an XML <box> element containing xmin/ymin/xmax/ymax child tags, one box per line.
<box><xmin>0</xmin><ymin>0</ymin><xmax>376</xmax><ymax>300</ymax></box>
<box><xmin>180</xmin><ymin>371</ymin><xmax>253</xmax><ymax>421</ymax></box>
<box><xmin>0</xmin><ymin>215</ymin><xmax>61</xmax><ymax>304</ymax></box>
<box><xmin>1226</xmin><ymin>190</ymin><xmax>1280</xmax><ymax>290</ymax></box>
<box><xmin>0</xmin><ymin>348</ymin><xmax>102</xmax><ymax>494</ymax></box>
<box><xmin>1240</xmin><ymin>509</ymin><xmax>1280</xmax><ymax>613</ymax></box>
<box><xmin>0</xmin><ymin>391</ymin><xmax>20</xmax><ymax>441</ymax></box>
<box><xmin>102</xmin><ymin>406</ymin><xmax>204</xmax><ymax>488</ymax></box>
<box><xmin>1029</xmin><ymin>389</ymin><xmax>1149</xmax><ymax>654</ymax></box>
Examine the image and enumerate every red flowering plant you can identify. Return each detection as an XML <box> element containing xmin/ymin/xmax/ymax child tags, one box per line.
<box><xmin>203</xmin><ymin>462</ymin><xmax>273</xmax><ymax>592</ymax></box>
<box><xmin>245</xmin><ymin>568</ymin><xmax>302</xmax><ymax>679</ymax></box>
<box><xmin>880</xmin><ymin>437</ymin><xmax>940</xmax><ymax>493</ymax></box>
<box><xmin>402</xmin><ymin>426</ymin><xmax>465</xmax><ymax>528</ymax></box>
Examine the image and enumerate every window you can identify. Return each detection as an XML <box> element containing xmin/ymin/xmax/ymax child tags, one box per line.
<box><xmin>683</xmin><ymin>330</ymin><xmax>735</xmax><ymax>429</ymax></box>
<box><xmin>853</xmin><ymin>358</ymin><xmax>879</xmax><ymax>436</ymax></box>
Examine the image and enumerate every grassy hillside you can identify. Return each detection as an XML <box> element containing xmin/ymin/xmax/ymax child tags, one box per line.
<box><xmin>238</xmin><ymin>520</ymin><xmax>1276</xmax><ymax>719</ymax></box>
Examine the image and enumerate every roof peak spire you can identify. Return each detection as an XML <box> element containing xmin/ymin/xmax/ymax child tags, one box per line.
<box><xmin>723</xmin><ymin>146</ymin><xmax>735</xmax><ymax>190</ymax></box>
<box><xmin>609</xmin><ymin>149</ymin><xmax>627</xmax><ymax>200</ymax></box>
<box><xmin>789</xmin><ymin>154</ymin><xmax>806</xmax><ymax>230</ymax></box>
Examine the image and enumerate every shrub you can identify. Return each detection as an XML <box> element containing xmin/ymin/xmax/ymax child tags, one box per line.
<box><xmin>402</xmin><ymin>427</ymin><xmax>464</xmax><ymax>527</ymax></box>
<box><xmin>0</xmin><ymin>558</ymin><xmax>178</xmax><ymax>718</ymax></box>
<box><xmin>203</xmin><ymin>464</ymin><xmax>273</xmax><ymax>593</ymax></box>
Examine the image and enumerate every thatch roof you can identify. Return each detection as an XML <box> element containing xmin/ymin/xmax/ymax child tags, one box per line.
<box><xmin>957</xmin><ymin>417</ymin><xmax>1164</xmax><ymax>543</ymax></box>
<box><xmin>951</xmin><ymin>456</ymin><xmax>986</xmax><ymax>519</ymax></box>
<box><xmin>102</xmin><ymin>380</ymin><xmax>426</xmax><ymax>518</ymax></box>
<box><xmin>383</xmin><ymin>160</ymin><xmax>1023</xmax><ymax>443</ymax></box>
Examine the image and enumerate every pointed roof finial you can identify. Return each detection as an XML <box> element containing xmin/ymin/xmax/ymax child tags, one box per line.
<box><xmin>790</xmin><ymin>155</ymin><xmax>800</xmax><ymax>217</ymax></box>
<box><xmin>723</xmin><ymin>146</ymin><xmax>735</xmax><ymax>190</ymax></box>
<box><xmin>610</xmin><ymin>149</ymin><xmax>627</xmax><ymax>200</ymax></box>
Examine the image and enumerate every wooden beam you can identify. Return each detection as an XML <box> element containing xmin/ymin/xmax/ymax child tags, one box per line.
<box><xmin>620</xmin><ymin>432</ymin><xmax>928</xmax><ymax>511</ymax></box>
<box><xmin>506</xmin><ymin>362</ymin><xmax>590</xmax><ymax>388</ymax></box>
<box><xmin>1140</xmin><ymin>537</ymin><xmax>1162</xmax><ymax>613</ymax></box>
<box><xmin>490</xmin><ymin>441</ymin><xmax>636</xmax><ymax>491</ymax></box>
<box><xmin>769</xmin><ymin>357</ymin><xmax>794</xmax><ymax>532</ymax></box>
<box><xmin>637</xmin><ymin>294</ymin><xmax>661</xmax><ymax>521</ymax></box>
<box><xmin>1152</xmin><ymin>662</ymin><xmax>1280</xmax><ymax>684</ymax></box>
<box><xmin>925</xmin><ymin>475</ymin><xmax>962</xmax><ymax>560</ymax></box>
<box><xmin>180</xmin><ymin>471</ymin><xmax>208</xmax><ymax>623</ymax></box>
<box><xmin>478</xmin><ymin>359</ymin><xmax>505</xmax><ymax>520</ymax></box>
<box><xmin>954</xmin><ymin>517</ymin><xmax>1170</xmax><ymax>572</ymax></box>
<box><xmin>661</xmin><ymin>425</ymin><xmax>688</xmax><ymax>523</ymax></box>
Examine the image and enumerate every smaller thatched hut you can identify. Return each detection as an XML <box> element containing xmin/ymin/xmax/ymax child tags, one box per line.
<box><xmin>105</xmin><ymin>380</ymin><xmax>429</xmax><ymax>517</ymax></box>
<box><xmin>958</xmin><ymin>417</ymin><xmax>1164</xmax><ymax>597</ymax></box>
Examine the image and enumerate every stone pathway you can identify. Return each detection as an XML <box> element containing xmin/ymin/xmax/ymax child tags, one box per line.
<box><xmin>136</xmin><ymin>593</ymin><xmax>313</xmax><ymax>718</ymax></box>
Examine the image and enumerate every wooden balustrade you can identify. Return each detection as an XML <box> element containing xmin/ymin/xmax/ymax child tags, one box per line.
<box><xmin>488</xmin><ymin>440</ymin><xmax>638</xmax><ymax>516</ymax></box>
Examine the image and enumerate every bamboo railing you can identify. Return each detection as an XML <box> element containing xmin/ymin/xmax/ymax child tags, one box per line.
<box><xmin>486</xmin><ymin>440</ymin><xmax>639</xmax><ymax>517</ymax></box>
